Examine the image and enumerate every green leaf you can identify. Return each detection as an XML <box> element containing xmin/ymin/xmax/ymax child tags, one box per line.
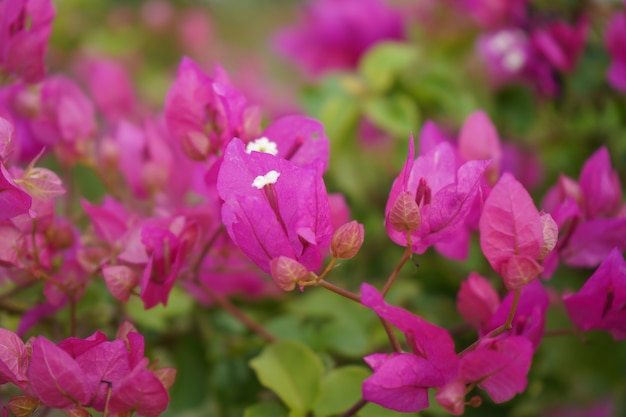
<box><xmin>359</xmin><ymin>42</ymin><xmax>419</xmax><ymax>93</ymax></box>
<box><xmin>363</xmin><ymin>94</ymin><xmax>419</xmax><ymax>137</ymax></box>
<box><xmin>313</xmin><ymin>366</ymin><xmax>371</xmax><ymax>417</ymax></box>
<box><xmin>243</xmin><ymin>402</ymin><xmax>289</xmax><ymax>417</ymax></box>
<box><xmin>249</xmin><ymin>340</ymin><xmax>324</xmax><ymax>414</ymax></box>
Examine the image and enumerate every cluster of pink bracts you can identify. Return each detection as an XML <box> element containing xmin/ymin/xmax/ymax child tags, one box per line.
<box><xmin>1</xmin><ymin>0</ymin><xmax>625</xmax><ymax>416</ymax></box>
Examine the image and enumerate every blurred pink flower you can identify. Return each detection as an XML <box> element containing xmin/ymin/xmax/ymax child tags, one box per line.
<box><xmin>605</xmin><ymin>10</ymin><xmax>626</xmax><ymax>92</ymax></box>
<box><xmin>273</xmin><ymin>0</ymin><xmax>404</xmax><ymax>76</ymax></box>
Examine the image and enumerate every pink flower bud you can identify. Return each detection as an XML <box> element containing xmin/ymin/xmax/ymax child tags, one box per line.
<box><xmin>116</xmin><ymin>320</ymin><xmax>138</xmax><ymax>340</ymax></box>
<box><xmin>389</xmin><ymin>191</ymin><xmax>421</xmax><ymax>232</ymax></box>
<box><xmin>539</xmin><ymin>212</ymin><xmax>558</xmax><ymax>260</ymax></box>
<box><xmin>457</xmin><ymin>273</ymin><xmax>499</xmax><ymax>329</ymax></box>
<box><xmin>270</xmin><ymin>256</ymin><xmax>309</xmax><ymax>291</ymax></box>
<box><xmin>103</xmin><ymin>265</ymin><xmax>140</xmax><ymax>303</ymax></box>
<box><xmin>181</xmin><ymin>130</ymin><xmax>211</xmax><ymax>161</ymax></box>
<box><xmin>8</xmin><ymin>397</ymin><xmax>40</xmax><ymax>417</ymax></box>
<box><xmin>330</xmin><ymin>220</ymin><xmax>364</xmax><ymax>259</ymax></box>
<box><xmin>435</xmin><ymin>379</ymin><xmax>465</xmax><ymax>416</ymax></box>
<box><xmin>66</xmin><ymin>406</ymin><xmax>91</xmax><ymax>417</ymax></box>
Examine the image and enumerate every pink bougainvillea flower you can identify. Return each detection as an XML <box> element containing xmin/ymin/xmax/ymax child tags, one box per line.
<box><xmin>479</xmin><ymin>173</ymin><xmax>556</xmax><ymax>289</ymax></box>
<box><xmin>0</xmin><ymin>328</ymin><xmax>28</xmax><ymax>389</ymax></box>
<box><xmin>217</xmin><ymin>138</ymin><xmax>333</xmax><ymax>275</ymax></box>
<box><xmin>0</xmin><ymin>0</ymin><xmax>55</xmax><ymax>83</ymax></box>
<box><xmin>542</xmin><ymin>147</ymin><xmax>626</xmax><ymax>275</ymax></box>
<box><xmin>247</xmin><ymin>115</ymin><xmax>330</xmax><ymax>172</ymax></box>
<box><xmin>460</xmin><ymin>0</ymin><xmax>528</xmax><ymax>29</ymax></box>
<box><xmin>360</xmin><ymin>283</ymin><xmax>458</xmax><ymax>412</ymax></box>
<box><xmin>140</xmin><ymin>216</ymin><xmax>197</xmax><ymax>308</ymax></box>
<box><xmin>75</xmin><ymin>56</ymin><xmax>140</xmax><ymax>124</ymax></box>
<box><xmin>481</xmin><ymin>279</ymin><xmax>550</xmax><ymax>350</ymax></box>
<box><xmin>164</xmin><ymin>57</ymin><xmax>259</xmax><ymax>162</ymax></box>
<box><xmin>531</xmin><ymin>18</ymin><xmax>589</xmax><ymax>73</ymax></box>
<box><xmin>386</xmin><ymin>135</ymin><xmax>490</xmax><ymax>256</ymax></box>
<box><xmin>477</xmin><ymin>28</ymin><xmax>559</xmax><ymax>96</ymax></box>
<box><xmin>605</xmin><ymin>11</ymin><xmax>626</xmax><ymax>92</ymax></box>
<box><xmin>459</xmin><ymin>336</ymin><xmax>533</xmax><ymax>402</ymax></box>
<box><xmin>457</xmin><ymin>272</ymin><xmax>500</xmax><ymax>330</ymax></box>
<box><xmin>0</xmin><ymin>162</ymin><xmax>32</xmax><ymax>219</ymax></box>
<box><xmin>273</xmin><ymin>0</ymin><xmax>404</xmax><ymax>77</ymax></box>
<box><xmin>457</xmin><ymin>110</ymin><xmax>502</xmax><ymax>185</ymax></box>
<box><xmin>29</xmin><ymin>336</ymin><xmax>90</xmax><ymax>408</ymax></box>
<box><xmin>563</xmin><ymin>248</ymin><xmax>626</xmax><ymax>340</ymax></box>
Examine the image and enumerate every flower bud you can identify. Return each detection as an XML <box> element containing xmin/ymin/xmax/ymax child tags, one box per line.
<box><xmin>8</xmin><ymin>396</ymin><xmax>40</xmax><ymax>417</ymax></box>
<box><xmin>389</xmin><ymin>191</ymin><xmax>421</xmax><ymax>232</ymax></box>
<box><xmin>182</xmin><ymin>130</ymin><xmax>211</xmax><ymax>161</ymax></box>
<box><xmin>66</xmin><ymin>406</ymin><xmax>91</xmax><ymax>417</ymax></box>
<box><xmin>435</xmin><ymin>380</ymin><xmax>465</xmax><ymax>416</ymax></box>
<box><xmin>270</xmin><ymin>256</ymin><xmax>309</xmax><ymax>291</ymax></box>
<box><xmin>330</xmin><ymin>221</ymin><xmax>364</xmax><ymax>259</ymax></box>
<box><xmin>539</xmin><ymin>212</ymin><xmax>558</xmax><ymax>260</ymax></box>
<box><xmin>103</xmin><ymin>265</ymin><xmax>140</xmax><ymax>303</ymax></box>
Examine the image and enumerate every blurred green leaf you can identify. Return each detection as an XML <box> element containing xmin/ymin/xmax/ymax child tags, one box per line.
<box><xmin>359</xmin><ymin>42</ymin><xmax>419</xmax><ymax>94</ymax></box>
<box><xmin>250</xmin><ymin>340</ymin><xmax>324</xmax><ymax>414</ymax></box>
<box><xmin>363</xmin><ymin>94</ymin><xmax>419</xmax><ymax>137</ymax></box>
<box><xmin>168</xmin><ymin>333</ymin><xmax>211</xmax><ymax>411</ymax></box>
<box><xmin>244</xmin><ymin>402</ymin><xmax>289</xmax><ymax>417</ymax></box>
<box><xmin>313</xmin><ymin>366</ymin><xmax>371</xmax><ymax>417</ymax></box>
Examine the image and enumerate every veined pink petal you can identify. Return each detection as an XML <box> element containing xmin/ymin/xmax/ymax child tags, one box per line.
<box><xmin>29</xmin><ymin>337</ymin><xmax>89</xmax><ymax>408</ymax></box>
<box><xmin>479</xmin><ymin>173</ymin><xmax>543</xmax><ymax>277</ymax></box>
<box><xmin>461</xmin><ymin>336</ymin><xmax>533</xmax><ymax>403</ymax></box>
<box><xmin>362</xmin><ymin>353</ymin><xmax>441</xmax><ymax>412</ymax></box>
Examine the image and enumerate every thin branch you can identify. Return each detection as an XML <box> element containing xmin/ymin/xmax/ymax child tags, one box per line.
<box><xmin>381</xmin><ymin>233</ymin><xmax>413</xmax><ymax>297</ymax></box>
<box><xmin>340</xmin><ymin>398</ymin><xmax>368</xmax><ymax>417</ymax></box>
<box><xmin>318</xmin><ymin>280</ymin><xmax>361</xmax><ymax>303</ymax></box>
<box><xmin>202</xmin><ymin>284</ymin><xmax>277</xmax><ymax>343</ymax></box>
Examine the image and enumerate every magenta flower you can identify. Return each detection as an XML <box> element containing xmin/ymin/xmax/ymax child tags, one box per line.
<box><xmin>1</xmin><ymin>325</ymin><xmax>173</xmax><ymax>416</ymax></box>
<box><xmin>0</xmin><ymin>0</ymin><xmax>55</xmax><ymax>83</ymax></box>
<box><xmin>563</xmin><ymin>248</ymin><xmax>626</xmax><ymax>340</ymax></box>
<box><xmin>477</xmin><ymin>28</ymin><xmax>558</xmax><ymax>95</ymax></box>
<box><xmin>217</xmin><ymin>138</ymin><xmax>333</xmax><ymax>274</ymax></box>
<box><xmin>481</xmin><ymin>280</ymin><xmax>550</xmax><ymax>350</ymax></box>
<box><xmin>76</xmin><ymin>56</ymin><xmax>140</xmax><ymax>124</ymax></box>
<box><xmin>140</xmin><ymin>216</ymin><xmax>197</xmax><ymax>308</ymax></box>
<box><xmin>273</xmin><ymin>0</ymin><xmax>404</xmax><ymax>77</ymax></box>
<box><xmin>248</xmin><ymin>115</ymin><xmax>330</xmax><ymax>172</ymax></box>
<box><xmin>480</xmin><ymin>173</ymin><xmax>556</xmax><ymax>289</ymax></box>
<box><xmin>457</xmin><ymin>273</ymin><xmax>500</xmax><ymax>330</ymax></box>
<box><xmin>0</xmin><ymin>161</ymin><xmax>32</xmax><ymax>220</ymax></box>
<box><xmin>360</xmin><ymin>283</ymin><xmax>458</xmax><ymax>412</ymax></box>
<box><xmin>459</xmin><ymin>336</ymin><xmax>533</xmax><ymax>402</ymax></box>
<box><xmin>164</xmin><ymin>57</ymin><xmax>259</xmax><ymax>162</ymax></box>
<box><xmin>460</xmin><ymin>0</ymin><xmax>528</xmax><ymax>29</ymax></box>
<box><xmin>605</xmin><ymin>11</ymin><xmax>626</xmax><ymax>92</ymax></box>
<box><xmin>385</xmin><ymin>135</ymin><xmax>490</xmax><ymax>256</ymax></box>
<box><xmin>542</xmin><ymin>147</ymin><xmax>626</xmax><ymax>274</ymax></box>
<box><xmin>531</xmin><ymin>18</ymin><xmax>589</xmax><ymax>73</ymax></box>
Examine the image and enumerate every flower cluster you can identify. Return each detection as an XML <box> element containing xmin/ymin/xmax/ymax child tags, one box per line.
<box><xmin>0</xmin><ymin>322</ymin><xmax>173</xmax><ymax>417</ymax></box>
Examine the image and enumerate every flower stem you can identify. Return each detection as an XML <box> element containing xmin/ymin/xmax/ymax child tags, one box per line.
<box><xmin>340</xmin><ymin>398</ymin><xmax>368</xmax><ymax>417</ymax></box>
<box><xmin>459</xmin><ymin>288</ymin><xmax>522</xmax><ymax>356</ymax></box>
<box><xmin>318</xmin><ymin>280</ymin><xmax>361</xmax><ymax>303</ymax></box>
<box><xmin>380</xmin><ymin>317</ymin><xmax>403</xmax><ymax>352</ymax></box>
<box><xmin>202</xmin><ymin>283</ymin><xmax>277</xmax><ymax>343</ymax></box>
<box><xmin>381</xmin><ymin>233</ymin><xmax>413</xmax><ymax>297</ymax></box>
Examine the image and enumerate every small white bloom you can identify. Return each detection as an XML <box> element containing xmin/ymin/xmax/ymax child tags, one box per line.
<box><xmin>252</xmin><ymin>170</ymin><xmax>280</xmax><ymax>189</ymax></box>
<box><xmin>246</xmin><ymin>137</ymin><xmax>278</xmax><ymax>155</ymax></box>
